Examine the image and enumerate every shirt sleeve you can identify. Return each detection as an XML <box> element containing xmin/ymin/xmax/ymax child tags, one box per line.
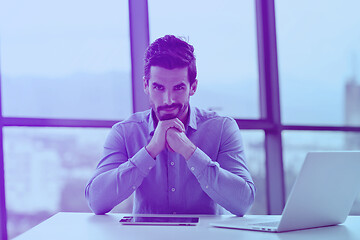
<box><xmin>186</xmin><ymin>117</ymin><xmax>256</xmax><ymax>216</ymax></box>
<box><xmin>85</xmin><ymin>124</ymin><xmax>155</xmax><ymax>215</ymax></box>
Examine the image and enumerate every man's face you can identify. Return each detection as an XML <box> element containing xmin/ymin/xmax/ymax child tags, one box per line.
<box><xmin>144</xmin><ymin>66</ymin><xmax>197</xmax><ymax>122</ymax></box>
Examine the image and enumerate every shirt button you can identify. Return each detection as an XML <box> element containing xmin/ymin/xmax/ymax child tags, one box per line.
<box><xmin>132</xmin><ymin>186</ymin><xmax>136</xmax><ymax>190</ymax></box>
<box><xmin>170</xmin><ymin>162</ymin><xmax>175</xmax><ymax>166</ymax></box>
<box><xmin>205</xmin><ymin>185</ymin><xmax>209</xmax><ymax>189</ymax></box>
<box><xmin>190</xmin><ymin>167</ymin><xmax>195</xmax><ymax>171</ymax></box>
<box><xmin>148</xmin><ymin>166</ymin><xmax>152</xmax><ymax>170</ymax></box>
<box><xmin>171</xmin><ymin>188</ymin><xmax>176</xmax><ymax>192</ymax></box>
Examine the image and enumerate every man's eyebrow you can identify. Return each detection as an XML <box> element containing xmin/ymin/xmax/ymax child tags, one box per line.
<box><xmin>152</xmin><ymin>82</ymin><xmax>164</xmax><ymax>87</ymax></box>
<box><xmin>174</xmin><ymin>82</ymin><xmax>186</xmax><ymax>88</ymax></box>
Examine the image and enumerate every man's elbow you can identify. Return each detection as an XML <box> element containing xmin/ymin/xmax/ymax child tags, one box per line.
<box><xmin>90</xmin><ymin>204</ymin><xmax>109</xmax><ymax>215</ymax></box>
<box><xmin>87</xmin><ymin>197</ymin><xmax>112</xmax><ymax>215</ymax></box>
<box><xmin>85</xmin><ymin>184</ymin><xmax>110</xmax><ymax>215</ymax></box>
<box><xmin>235</xmin><ymin>182</ymin><xmax>256</xmax><ymax>216</ymax></box>
<box><xmin>244</xmin><ymin>182</ymin><xmax>256</xmax><ymax>214</ymax></box>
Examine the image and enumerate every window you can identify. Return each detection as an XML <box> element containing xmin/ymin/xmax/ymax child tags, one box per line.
<box><xmin>4</xmin><ymin>127</ymin><xmax>110</xmax><ymax>239</ymax></box>
<box><xmin>148</xmin><ymin>0</ymin><xmax>259</xmax><ymax>119</ymax></box>
<box><xmin>241</xmin><ymin>130</ymin><xmax>266</xmax><ymax>214</ymax></box>
<box><xmin>0</xmin><ymin>0</ymin><xmax>132</xmax><ymax>120</ymax></box>
<box><xmin>275</xmin><ymin>0</ymin><xmax>360</xmax><ymax>126</ymax></box>
<box><xmin>3</xmin><ymin>3</ymin><xmax>359</xmax><ymax>239</ymax></box>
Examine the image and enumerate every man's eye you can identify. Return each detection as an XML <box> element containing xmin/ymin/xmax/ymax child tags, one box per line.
<box><xmin>153</xmin><ymin>85</ymin><xmax>164</xmax><ymax>90</ymax></box>
<box><xmin>174</xmin><ymin>85</ymin><xmax>185</xmax><ymax>90</ymax></box>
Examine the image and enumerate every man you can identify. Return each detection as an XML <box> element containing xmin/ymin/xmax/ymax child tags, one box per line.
<box><xmin>85</xmin><ymin>35</ymin><xmax>255</xmax><ymax>216</ymax></box>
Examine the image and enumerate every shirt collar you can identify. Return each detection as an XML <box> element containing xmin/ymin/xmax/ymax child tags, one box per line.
<box><xmin>148</xmin><ymin>105</ymin><xmax>198</xmax><ymax>136</ymax></box>
<box><xmin>187</xmin><ymin>105</ymin><xmax>198</xmax><ymax>131</ymax></box>
<box><xmin>148</xmin><ymin>109</ymin><xmax>156</xmax><ymax>136</ymax></box>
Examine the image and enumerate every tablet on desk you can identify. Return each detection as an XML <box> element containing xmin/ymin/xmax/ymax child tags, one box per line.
<box><xmin>119</xmin><ymin>216</ymin><xmax>199</xmax><ymax>226</ymax></box>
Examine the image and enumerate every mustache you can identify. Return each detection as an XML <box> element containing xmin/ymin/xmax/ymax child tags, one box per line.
<box><xmin>157</xmin><ymin>103</ymin><xmax>182</xmax><ymax>111</ymax></box>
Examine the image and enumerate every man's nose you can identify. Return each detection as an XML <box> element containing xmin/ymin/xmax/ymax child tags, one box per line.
<box><xmin>163</xmin><ymin>91</ymin><xmax>174</xmax><ymax>105</ymax></box>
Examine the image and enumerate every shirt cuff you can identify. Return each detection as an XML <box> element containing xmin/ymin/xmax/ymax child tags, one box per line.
<box><xmin>129</xmin><ymin>147</ymin><xmax>156</xmax><ymax>176</ymax></box>
<box><xmin>186</xmin><ymin>147</ymin><xmax>215</xmax><ymax>178</ymax></box>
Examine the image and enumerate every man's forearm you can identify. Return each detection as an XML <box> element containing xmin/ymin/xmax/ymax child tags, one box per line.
<box><xmin>86</xmin><ymin>167</ymin><xmax>126</xmax><ymax>214</ymax></box>
<box><xmin>187</xmin><ymin>148</ymin><xmax>256</xmax><ymax>216</ymax></box>
<box><xmin>182</xmin><ymin>143</ymin><xmax>197</xmax><ymax>160</ymax></box>
<box><xmin>86</xmin><ymin>147</ymin><xmax>156</xmax><ymax>214</ymax></box>
<box><xmin>145</xmin><ymin>143</ymin><xmax>161</xmax><ymax>159</ymax></box>
<box><xmin>195</xmin><ymin>164</ymin><xmax>255</xmax><ymax>216</ymax></box>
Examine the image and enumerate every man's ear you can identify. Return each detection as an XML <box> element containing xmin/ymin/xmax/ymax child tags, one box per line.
<box><xmin>189</xmin><ymin>79</ymin><xmax>198</xmax><ymax>96</ymax></box>
<box><xmin>143</xmin><ymin>76</ymin><xmax>149</xmax><ymax>95</ymax></box>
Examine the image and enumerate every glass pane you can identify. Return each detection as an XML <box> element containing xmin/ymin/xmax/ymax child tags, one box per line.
<box><xmin>276</xmin><ymin>1</ymin><xmax>360</xmax><ymax>126</ymax></box>
<box><xmin>283</xmin><ymin>131</ymin><xmax>360</xmax><ymax>215</ymax></box>
<box><xmin>148</xmin><ymin>0</ymin><xmax>259</xmax><ymax>119</ymax></box>
<box><xmin>0</xmin><ymin>0</ymin><xmax>132</xmax><ymax>120</ymax></box>
<box><xmin>241</xmin><ymin>130</ymin><xmax>266</xmax><ymax>214</ymax></box>
<box><xmin>3</xmin><ymin>127</ymin><xmax>115</xmax><ymax>238</ymax></box>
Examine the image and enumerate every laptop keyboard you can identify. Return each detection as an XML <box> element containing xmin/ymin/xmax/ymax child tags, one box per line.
<box><xmin>250</xmin><ymin>221</ymin><xmax>279</xmax><ymax>227</ymax></box>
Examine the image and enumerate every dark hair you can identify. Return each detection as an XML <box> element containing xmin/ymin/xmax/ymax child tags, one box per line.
<box><xmin>144</xmin><ymin>35</ymin><xmax>197</xmax><ymax>85</ymax></box>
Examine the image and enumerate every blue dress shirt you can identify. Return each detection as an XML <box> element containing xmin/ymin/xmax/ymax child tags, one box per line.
<box><xmin>85</xmin><ymin>106</ymin><xmax>255</xmax><ymax>216</ymax></box>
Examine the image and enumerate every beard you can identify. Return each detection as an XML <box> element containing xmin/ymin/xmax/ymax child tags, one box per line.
<box><xmin>154</xmin><ymin>103</ymin><xmax>188</xmax><ymax>121</ymax></box>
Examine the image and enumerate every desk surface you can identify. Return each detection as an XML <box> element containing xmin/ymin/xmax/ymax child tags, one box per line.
<box><xmin>13</xmin><ymin>212</ymin><xmax>360</xmax><ymax>240</ymax></box>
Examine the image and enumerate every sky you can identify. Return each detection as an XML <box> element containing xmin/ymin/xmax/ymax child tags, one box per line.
<box><xmin>0</xmin><ymin>0</ymin><xmax>131</xmax><ymax>77</ymax></box>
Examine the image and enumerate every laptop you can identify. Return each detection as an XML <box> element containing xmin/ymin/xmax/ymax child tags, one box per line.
<box><xmin>211</xmin><ymin>151</ymin><xmax>360</xmax><ymax>232</ymax></box>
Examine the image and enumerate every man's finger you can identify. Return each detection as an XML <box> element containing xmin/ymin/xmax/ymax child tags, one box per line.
<box><xmin>172</xmin><ymin>122</ymin><xmax>185</xmax><ymax>132</ymax></box>
<box><xmin>174</xmin><ymin>118</ymin><xmax>186</xmax><ymax>132</ymax></box>
<box><xmin>165</xmin><ymin>122</ymin><xmax>184</xmax><ymax>133</ymax></box>
<box><xmin>160</xmin><ymin>119</ymin><xmax>185</xmax><ymax>132</ymax></box>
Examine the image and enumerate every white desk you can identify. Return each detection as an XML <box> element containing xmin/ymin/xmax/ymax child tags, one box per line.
<box><xmin>13</xmin><ymin>212</ymin><xmax>360</xmax><ymax>240</ymax></box>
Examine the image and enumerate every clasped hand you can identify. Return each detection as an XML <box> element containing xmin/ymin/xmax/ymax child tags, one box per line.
<box><xmin>146</xmin><ymin>118</ymin><xmax>196</xmax><ymax>160</ymax></box>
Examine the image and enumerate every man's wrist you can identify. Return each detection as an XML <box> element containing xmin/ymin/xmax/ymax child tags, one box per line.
<box><xmin>145</xmin><ymin>144</ymin><xmax>158</xmax><ymax>159</ymax></box>
<box><xmin>183</xmin><ymin>143</ymin><xmax>197</xmax><ymax>161</ymax></box>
